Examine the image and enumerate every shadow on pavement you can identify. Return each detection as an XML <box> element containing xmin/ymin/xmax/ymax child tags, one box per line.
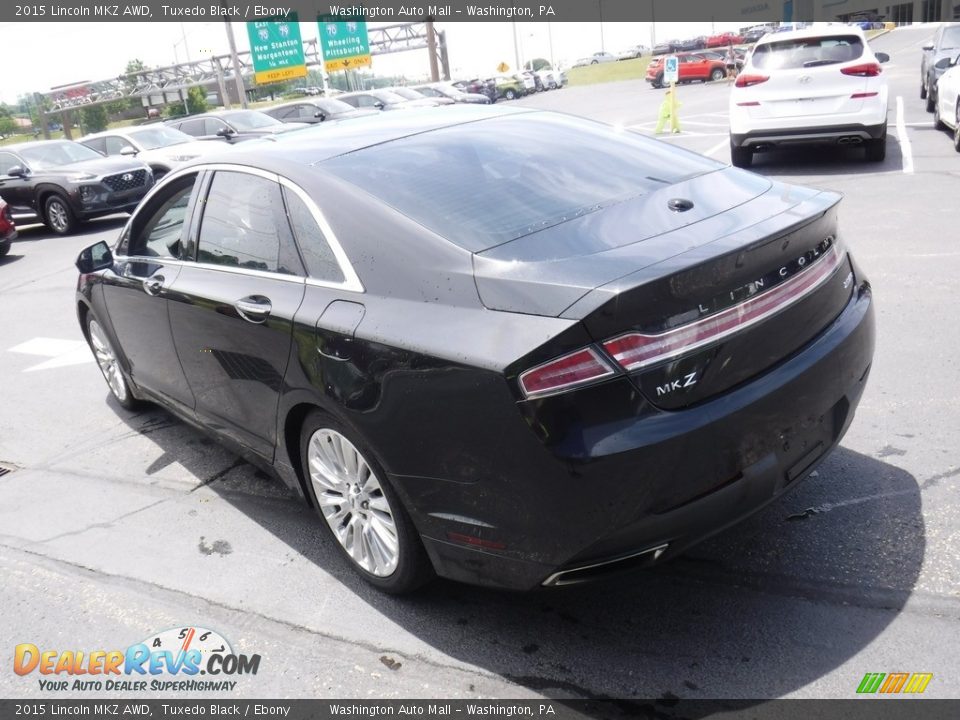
<box><xmin>750</xmin><ymin>135</ymin><xmax>906</xmax><ymax>177</ymax></box>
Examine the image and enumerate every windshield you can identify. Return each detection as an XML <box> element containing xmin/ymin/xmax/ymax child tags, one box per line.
<box><xmin>372</xmin><ymin>90</ymin><xmax>407</xmax><ymax>103</ymax></box>
<box><xmin>316</xmin><ymin>98</ymin><xmax>356</xmax><ymax>114</ymax></box>
<box><xmin>128</xmin><ymin>126</ymin><xmax>193</xmax><ymax>150</ymax></box>
<box><xmin>19</xmin><ymin>141</ymin><xmax>102</xmax><ymax>169</ymax></box>
<box><xmin>942</xmin><ymin>26</ymin><xmax>960</xmax><ymax>50</ymax></box>
<box><xmin>387</xmin><ymin>88</ymin><xmax>423</xmax><ymax>100</ymax></box>
<box><xmin>751</xmin><ymin>35</ymin><xmax>864</xmax><ymax>69</ymax></box>
<box><xmin>321</xmin><ymin>112</ymin><xmax>719</xmax><ymax>252</ymax></box>
<box><xmin>221</xmin><ymin>111</ymin><xmax>280</xmax><ymax>130</ymax></box>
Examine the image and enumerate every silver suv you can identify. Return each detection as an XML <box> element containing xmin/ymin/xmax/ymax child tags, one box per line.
<box><xmin>921</xmin><ymin>23</ymin><xmax>960</xmax><ymax>112</ymax></box>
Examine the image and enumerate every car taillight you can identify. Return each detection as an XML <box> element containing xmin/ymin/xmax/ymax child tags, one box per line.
<box><xmin>602</xmin><ymin>245</ymin><xmax>844</xmax><ymax>372</ymax></box>
<box><xmin>736</xmin><ymin>101</ymin><xmax>761</xmax><ymax>106</ymax></box>
<box><xmin>841</xmin><ymin>63</ymin><xmax>881</xmax><ymax>77</ymax></box>
<box><xmin>735</xmin><ymin>73</ymin><xmax>769</xmax><ymax>88</ymax></box>
<box><xmin>518</xmin><ymin>347</ymin><xmax>615</xmax><ymax>399</ymax></box>
<box><xmin>850</xmin><ymin>91</ymin><xmax>879</xmax><ymax>99</ymax></box>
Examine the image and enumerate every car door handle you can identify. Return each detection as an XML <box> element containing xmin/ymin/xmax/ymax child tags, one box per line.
<box><xmin>235</xmin><ymin>296</ymin><xmax>272</xmax><ymax>323</ymax></box>
<box><xmin>143</xmin><ymin>275</ymin><xmax>165</xmax><ymax>296</ymax></box>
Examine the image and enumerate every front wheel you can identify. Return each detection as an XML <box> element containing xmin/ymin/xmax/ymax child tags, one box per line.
<box><xmin>300</xmin><ymin>412</ymin><xmax>433</xmax><ymax>594</ymax></box>
<box><xmin>44</xmin><ymin>194</ymin><xmax>77</xmax><ymax>235</ymax></box>
<box><xmin>925</xmin><ymin>82</ymin><xmax>936</xmax><ymax>113</ymax></box>
<box><xmin>504</xmin><ymin>89</ymin><xmax>516</xmax><ymax>100</ymax></box>
<box><xmin>86</xmin><ymin>315</ymin><xmax>142</xmax><ymax>410</ymax></box>
<box><xmin>711</xmin><ymin>68</ymin><xmax>725</xmax><ymax>82</ymax></box>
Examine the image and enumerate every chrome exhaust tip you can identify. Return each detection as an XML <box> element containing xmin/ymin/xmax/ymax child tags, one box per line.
<box><xmin>838</xmin><ymin>136</ymin><xmax>863</xmax><ymax>145</ymax></box>
<box><xmin>541</xmin><ymin>543</ymin><xmax>669</xmax><ymax>587</ymax></box>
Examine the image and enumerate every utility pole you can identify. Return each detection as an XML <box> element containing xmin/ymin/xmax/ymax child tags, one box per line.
<box><xmin>223</xmin><ymin>19</ymin><xmax>248</xmax><ymax>109</ymax></box>
<box><xmin>426</xmin><ymin>20</ymin><xmax>440</xmax><ymax>81</ymax></box>
<box><xmin>512</xmin><ymin>21</ymin><xmax>520</xmax><ymax>72</ymax></box>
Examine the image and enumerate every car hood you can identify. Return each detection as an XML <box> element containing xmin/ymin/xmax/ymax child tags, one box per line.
<box><xmin>472</xmin><ymin>168</ymin><xmax>833</xmax><ymax>317</ymax></box>
<box><xmin>41</xmin><ymin>156</ymin><xmax>147</xmax><ymax>177</ymax></box>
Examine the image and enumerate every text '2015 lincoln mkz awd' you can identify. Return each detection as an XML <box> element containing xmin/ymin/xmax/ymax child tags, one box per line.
<box><xmin>75</xmin><ymin>106</ymin><xmax>875</xmax><ymax>593</ymax></box>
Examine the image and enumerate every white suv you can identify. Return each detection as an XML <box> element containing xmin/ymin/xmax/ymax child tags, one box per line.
<box><xmin>933</xmin><ymin>52</ymin><xmax>960</xmax><ymax>152</ymax></box>
<box><xmin>729</xmin><ymin>26</ymin><xmax>890</xmax><ymax>168</ymax></box>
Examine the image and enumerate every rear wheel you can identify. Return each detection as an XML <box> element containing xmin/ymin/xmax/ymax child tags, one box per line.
<box><xmin>86</xmin><ymin>315</ymin><xmax>142</xmax><ymax>410</ymax></box>
<box><xmin>730</xmin><ymin>141</ymin><xmax>753</xmax><ymax>168</ymax></box>
<box><xmin>653</xmin><ymin>73</ymin><xmax>664</xmax><ymax>89</ymax></box>
<box><xmin>710</xmin><ymin>68</ymin><xmax>725</xmax><ymax>82</ymax></box>
<box><xmin>300</xmin><ymin>411</ymin><xmax>433</xmax><ymax>594</ymax></box>
<box><xmin>925</xmin><ymin>81</ymin><xmax>936</xmax><ymax>113</ymax></box>
<box><xmin>504</xmin><ymin>88</ymin><xmax>516</xmax><ymax>100</ymax></box>
<box><xmin>44</xmin><ymin>194</ymin><xmax>76</xmax><ymax>235</ymax></box>
<box><xmin>865</xmin><ymin>129</ymin><xmax>887</xmax><ymax>162</ymax></box>
<box><xmin>934</xmin><ymin>98</ymin><xmax>946</xmax><ymax>130</ymax></box>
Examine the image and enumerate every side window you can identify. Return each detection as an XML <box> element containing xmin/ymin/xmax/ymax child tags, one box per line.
<box><xmin>179</xmin><ymin>119</ymin><xmax>203</xmax><ymax>136</ymax></box>
<box><xmin>356</xmin><ymin>95</ymin><xmax>377</xmax><ymax>108</ymax></box>
<box><xmin>204</xmin><ymin>118</ymin><xmax>227</xmax><ymax>136</ymax></box>
<box><xmin>340</xmin><ymin>96</ymin><xmax>359</xmax><ymax>108</ymax></box>
<box><xmin>82</xmin><ymin>138</ymin><xmax>107</xmax><ymax>155</ymax></box>
<box><xmin>197</xmin><ymin>171</ymin><xmax>297</xmax><ymax>275</ymax></box>
<box><xmin>128</xmin><ymin>174</ymin><xmax>200</xmax><ymax>259</ymax></box>
<box><xmin>104</xmin><ymin>136</ymin><xmax>130</xmax><ymax>155</ymax></box>
<box><xmin>282</xmin><ymin>187</ymin><xmax>345</xmax><ymax>284</ymax></box>
<box><xmin>0</xmin><ymin>152</ymin><xmax>20</xmax><ymax>175</ymax></box>
<box><xmin>298</xmin><ymin>105</ymin><xmax>317</xmax><ymax>120</ymax></box>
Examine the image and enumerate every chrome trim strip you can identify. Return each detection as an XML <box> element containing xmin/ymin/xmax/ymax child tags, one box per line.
<box><xmin>113</xmin><ymin>255</ymin><xmax>308</xmax><ymax>285</ymax></box>
<box><xmin>541</xmin><ymin>544</ymin><xmax>669</xmax><ymax>587</ymax></box>
<box><xmin>130</xmin><ymin>162</ymin><xmax>364</xmax><ymax>293</ymax></box>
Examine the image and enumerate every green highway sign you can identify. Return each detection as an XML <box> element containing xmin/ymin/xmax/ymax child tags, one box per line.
<box><xmin>318</xmin><ymin>17</ymin><xmax>372</xmax><ymax>72</ymax></box>
<box><xmin>246</xmin><ymin>15</ymin><xmax>307</xmax><ymax>85</ymax></box>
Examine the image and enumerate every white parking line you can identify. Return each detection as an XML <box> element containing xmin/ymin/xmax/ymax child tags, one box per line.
<box><xmin>704</xmin><ymin>138</ymin><xmax>729</xmax><ymax>157</ymax></box>
<box><xmin>895</xmin><ymin>96</ymin><xmax>914</xmax><ymax>174</ymax></box>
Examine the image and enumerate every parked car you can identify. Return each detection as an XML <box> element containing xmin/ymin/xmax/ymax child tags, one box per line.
<box><xmin>264</xmin><ymin>98</ymin><xmax>380</xmax><ymax>124</ymax></box>
<box><xmin>653</xmin><ymin>41</ymin><xmax>678</xmax><ymax>55</ymax></box>
<box><xmin>921</xmin><ymin>23</ymin><xmax>960</xmax><ymax>112</ymax></box>
<box><xmin>514</xmin><ymin>73</ymin><xmax>537</xmax><ymax>94</ymax></box>
<box><xmin>79</xmin><ymin>126</ymin><xmax>226</xmax><ymax>180</ymax></box>
<box><xmin>453</xmin><ymin>78</ymin><xmax>498</xmax><ymax>102</ymax></box>
<box><xmin>414</xmin><ymin>83</ymin><xmax>491</xmax><ymax>104</ymax></box>
<box><xmin>617</xmin><ymin>45</ymin><xmax>649</xmax><ymax>60</ymax></box>
<box><xmin>573</xmin><ymin>51</ymin><xmax>618</xmax><ymax>67</ymax></box>
<box><xmin>387</xmin><ymin>86</ymin><xmax>453</xmax><ymax>106</ymax></box>
<box><xmin>534</xmin><ymin>70</ymin><xmax>564</xmax><ymax>89</ymax></box>
<box><xmin>705</xmin><ymin>32</ymin><xmax>744</xmax><ymax>48</ymax></box>
<box><xmin>166</xmin><ymin>110</ymin><xmax>308</xmax><ymax>143</ymax></box>
<box><xmin>932</xmin><ymin>51</ymin><xmax>960</xmax><ymax>151</ymax></box>
<box><xmin>492</xmin><ymin>75</ymin><xmax>525</xmax><ymax>100</ymax></box>
<box><xmin>674</xmin><ymin>37</ymin><xmax>707</xmax><ymax>51</ymax></box>
<box><xmin>0</xmin><ymin>140</ymin><xmax>153</xmax><ymax>235</ymax></box>
<box><xmin>646</xmin><ymin>51</ymin><xmax>728</xmax><ymax>88</ymax></box>
<box><xmin>0</xmin><ymin>197</ymin><xmax>16</xmax><ymax>257</ymax></box>
<box><xmin>729</xmin><ymin>26</ymin><xmax>890</xmax><ymax>167</ymax></box>
<box><xmin>338</xmin><ymin>89</ymin><xmax>437</xmax><ymax>111</ymax></box>
<box><xmin>743</xmin><ymin>27</ymin><xmax>770</xmax><ymax>43</ymax></box>
<box><xmin>74</xmin><ymin>105</ymin><xmax>875</xmax><ymax>593</ymax></box>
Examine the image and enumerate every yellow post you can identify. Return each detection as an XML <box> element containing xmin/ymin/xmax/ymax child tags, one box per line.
<box><xmin>669</xmin><ymin>80</ymin><xmax>680</xmax><ymax>133</ymax></box>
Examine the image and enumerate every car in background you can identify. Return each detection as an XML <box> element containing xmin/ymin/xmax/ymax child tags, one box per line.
<box><xmin>675</xmin><ymin>37</ymin><xmax>706</xmax><ymax>51</ymax></box>
<box><xmin>0</xmin><ymin>140</ymin><xmax>152</xmax><ymax>235</ymax></box>
<box><xmin>933</xmin><ymin>51</ymin><xmax>960</xmax><ymax>151</ymax></box>
<box><xmin>388</xmin><ymin>86</ymin><xmax>453</xmax><ymax>106</ymax></box>
<box><xmin>414</xmin><ymin>83</ymin><xmax>491</xmax><ymax>104</ymax></box>
<box><xmin>729</xmin><ymin>26</ymin><xmax>890</xmax><ymax>167</ymax></box>
<box><xmin>79</xmin><ymin>125</ymin><xmax>226</xmax><ymax>180</ymax></box>
<box><xmin>491</xmin><ymin>75</ymin><xmax>525</xmax><ymax>100</ymax></box>
<box><xmin>74</xmin><ymin>105</ymin><xmax>875</xmax><ymax>594</ymax></box>
<box><xmin>617</xmin><ymin>45</ymin><xmax>649</xmax><ymax>60</ymax></box>
<box><xmin>453</xmin><ymin>78</ymin><xmax>498</xmax><ymax>102</ymax></box>
<box><xmin>743</xmin><ymin>27</ymin><xmax>770</xmax><ymax>43</ymax></box>
<box><xmin>572</xmin><ymin>51</ymin><xmax>618</xmax><ymax>67</ymax></box>
<box><xmin>338</xmin><ymin>89</ymin><xmax>438</xmax><ymax>111</ymax></box>
<box><xmin>921</xmin><ymin>23</ymin><xmax>960</xmax><ymax>112</ymax></box>
<box><xmin>0</xmin><ymin>197</ymin><xmax>16</xmax><ymax>257</ymax></box>
<box><xmin>653</xmin><ymin>41</ymin><xmax>678</xmax><ymax>55</ymax></box>
<box><xmin>705</xmin><ymin>32</ymin><xmax>744</xmax><ymax>48</ymax></box>
<box><xmin>646</xmin><ymin>51</ymin><xmax>728</xmax><ymax>88</ymax></box>
<box><xmin>264</xmin><ymin>98</ymin><xmax>381</xmax><ymax>124</ymax></box>
<box><xmin>515</xmin><ymin>73</ymin><xmax>537</xmax><ymax>93</ymax></box>
<box><xmin>166</xmin><ymin>110</ymin><xmax>308</xmax><ymax>143</ymax></box>
<box><xmin>534</xmin><ymin>70</ymin><xmax>565</xmax><ymax>89</ymax></box>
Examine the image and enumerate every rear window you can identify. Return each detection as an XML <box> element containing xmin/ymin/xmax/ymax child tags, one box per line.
<box><xmin>751</xmin><ymin>35</ymin><xmax>864</xmax><ymax>70</ymax></box>
<box><xmin>320</xmin><ymin>112</ymin><xmax>719</xmax><ymax>252</ymax></box>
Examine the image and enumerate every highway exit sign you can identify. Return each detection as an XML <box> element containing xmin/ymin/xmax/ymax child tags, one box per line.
<box><xmin>318</xmin><ymin>17</ymin><xmax>372</xmax><ymax>72</ymax></box>
<box><xmin>246</xmin><ymin>15</ymin><xmax>308</xmax><ymax>85</ymax></box>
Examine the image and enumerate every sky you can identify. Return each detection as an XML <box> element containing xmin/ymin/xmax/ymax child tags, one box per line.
<box><xmin>0</xmin><ymin>20</ymin><xmax>751</xmax><ymax>105</ymax></box>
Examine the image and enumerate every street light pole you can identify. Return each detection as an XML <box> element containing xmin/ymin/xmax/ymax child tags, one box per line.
<box><xmin>223</xmin><ymin>19</ymin><xmax>248</xmax><ymax>109</ymax></box>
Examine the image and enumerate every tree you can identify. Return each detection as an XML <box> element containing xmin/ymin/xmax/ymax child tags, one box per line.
<box><xmin>0</xmin><ymin>115</ymin><xmax>18</xmax><ymax>139</ymax></box>
<box><xmin>186</xmin><ymin>86</ymin><xmax>208</xmax><ymax>114</ymax></box>
<box><xmin>525</xmin><ymin>58</ymin><xmax>552</xmax><ymax>71</ymax></box>
<box><xmin>81</xmin><ymin>104</ymin><xmax>109</xmax><ymax>133</ymax></box>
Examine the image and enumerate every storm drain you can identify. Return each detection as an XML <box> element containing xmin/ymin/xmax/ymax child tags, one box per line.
<box><xmin>0</xmin><ymin>461</ymin><xmax>20</xmax><ymax>478</ymax></box>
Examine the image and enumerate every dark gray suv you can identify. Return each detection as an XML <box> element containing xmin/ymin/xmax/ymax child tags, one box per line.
<box><xmin>921</xmin><ymin>23</ymin><xmax>960</xmax><ymax>112</ymax></box>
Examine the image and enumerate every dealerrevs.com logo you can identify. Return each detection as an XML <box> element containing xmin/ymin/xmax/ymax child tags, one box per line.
<box><xmin>14</xmin><ymin>626</ymin><xmax>261</xmax><ymax>692</ymax></box>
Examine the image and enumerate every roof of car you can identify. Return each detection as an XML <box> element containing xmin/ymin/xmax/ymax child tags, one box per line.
<box><xmin>755</xmin><ymin>24</ymin><xmax>867</xmax><ymax>44</ymax></box>
<box><xmin>181</xmin><ymin>105</ymin><xmax>533</xmax><ymax>169</ymax></box>
<box><xmin>80</xmin><ymin>124</ymin><xmax>169</xmax><ymax>141</ymax></box>
<box><xmin>1</xmin><ymin>139</ymin><xmax>73</xmax><ymax>152</ymax></box>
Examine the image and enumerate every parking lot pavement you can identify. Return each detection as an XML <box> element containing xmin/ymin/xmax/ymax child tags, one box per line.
<box><xmin>1</xmin><ymin>25</ymin><xmax>959</xmax><ymax>701</ymax></box>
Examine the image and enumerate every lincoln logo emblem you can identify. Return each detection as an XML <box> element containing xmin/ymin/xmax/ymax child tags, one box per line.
<box><xmin>122</xmin><ymin>173</ymin><xmax>133</xmax><ymax>182</ymax></box>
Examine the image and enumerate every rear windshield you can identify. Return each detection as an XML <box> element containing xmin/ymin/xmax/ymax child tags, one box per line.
<box><xmin>752</xmin><ymin>35</ymin><xmax>864</xmax><ymax>69</ymax></box>
<box><xmin>320</xmin><ymin>112</ymin><xmax>720</xmax><ymax>252</ymax></box>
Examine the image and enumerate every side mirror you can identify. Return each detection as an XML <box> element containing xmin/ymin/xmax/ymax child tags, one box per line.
<box><xmin>215</xmin><ymin>127</ymin><xmax>233</xmax><ymax>137</ymax></box>
<box><xmin>921</xmin><ymin>43</ymin><xmax>934</xmax><ymax>51</ymax></box>
<box><xmin>76</xmin><ymin>241</ymin><xmax>113</xmax><ymax>274</ymax></box>
<box><xmin>6</xmin><ymin>165</ymin><xmax>27</xmax><ymax>178</ymax></box>
<box><xmin>876</xmin><ymin>52</ymin><xmax>890</xmax><ymax>64</ymax></box>
<box><xmin>374</xmin><ymin>101</ymin><xmax>385</xmax><ymax>110</ymax></box>
<box><xmin>120</xmin><ymin>145</ymin><xmax>137</xmax><ymax>156</ymax></box>
<box><xmin>314</xmin><ymin>111</ymin><xmax>327</xmax><ymax>120</ymax></box>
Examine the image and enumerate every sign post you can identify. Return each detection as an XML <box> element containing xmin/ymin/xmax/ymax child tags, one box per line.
<box><xmin>246</xmin><ymin>15</ymin><xmax>308</xmax><ymax>86</ymax></box>
<box><xmin>664</xmin><ymin>56</ymin><xmax>680</xmax><ymax>134</ymax></box>
<box><xmin>318</xmin><ymin>17</ymin><xmax>372</xmax><ymax>73</ymax></box>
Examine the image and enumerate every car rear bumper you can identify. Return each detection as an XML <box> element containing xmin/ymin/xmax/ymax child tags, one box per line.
<box><xmin>731</xmin><ymin>121</ymin><xmax>887</xmax><ymax>149</ymax></box>
<box><xmin>413</xmin><ymin>277</ymin><xmax>875</xmax><ymax>590</ymax></box>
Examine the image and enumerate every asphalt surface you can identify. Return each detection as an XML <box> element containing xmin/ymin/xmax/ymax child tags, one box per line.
<box><xmin>1</xmin><ymin>25</ymin><xmax>958</xmax><ymax>703</ymax></box>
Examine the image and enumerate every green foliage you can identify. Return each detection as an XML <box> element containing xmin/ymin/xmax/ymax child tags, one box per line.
<box><xmin>81</xmin><ymin>104</ymin><xmax>109</xmax><ymax>133</ymax></box>
<box><xmin>525</xmin><ymin>58</ymin><xmax>552</xmax><ymax>71</ymax></box>
<box><xmin>0</xmin><ymin>115</ymin><xmax>18</xmax><ymax>138</ymax></box>
<box><xmin>186</xmin><ymin>86</ymin><xmax>208</xmax><ymax>114</ymax></box>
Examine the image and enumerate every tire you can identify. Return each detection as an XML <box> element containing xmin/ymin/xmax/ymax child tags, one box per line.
<box><xmin>920</xmin><ymin>81</ymin><xmax>927</xmax><ymax>100</ymax></box>
<box><xmin>711</xmin><ymin>68</ymin><xmax>725</xmax><ymax>82</ymax></box>
<box><xmin>653</xmin><ymin>73</ymin><xmax>664</xmax><ymax>89</ymax></box>
<box><xmin>300</xmin><ymin>411</ymin><xmax>433</xmax><ymax>594</ymax></box>
<box><xmin>0</xmin><ymin>241</ymin><xmax>10</xmax><ymax>258</ymax></box>
<box><xmin>865</xmin><ymin>129</ymin><xmax>887</xmax><ymax>162</ymax></box>
<box><xmin>44</xmin><ymin>194</ymin><xmax>77</xmax><ymax>235</ymax></box>
<box><xmin>925</xmin><ymin>82</ymin><xmax>936</xmax><ymax>113</ymax></box>
<box><xmin>86</xmin><ymin>314</ymin><xmax>143</xmax><ymax>411</ymax></box>
<box><xmin>504</xmin><ymin>89</ymin><xmax>516</xmax><ymax>100</ymax></box>
<box><xmin>591</xmin><ymin>59</ymin><xmax>599</xmax><ymax>64</ymax></box>
<box><xmin>730</xmin><ymin>141</ymin><xmax>753</xmax><ymax>168</ymax></box>
<box><xmin>934</xmin><ymin>98</ymin><xmax>946</xmax><ymax>131</ymax></box>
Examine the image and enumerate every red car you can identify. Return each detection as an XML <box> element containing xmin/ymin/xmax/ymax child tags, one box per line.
<box><xmin>646</xmin><ymin>52</ymin><xmax>728</xmax><ymax>88</ymax></box>
<box><xmin>0</xmin><ymin>198</ymin><xmax>16</xmax><ymax>257</ymax></box>
<box><xmin>705</xmin><ymin>31</ymin><xmax>744</xmax><ymax>48</ymax></box>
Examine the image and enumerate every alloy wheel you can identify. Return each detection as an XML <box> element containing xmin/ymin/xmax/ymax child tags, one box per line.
<box><xmin>47</xmin><ymin>200</ymin><xmax>69</xmax><ymax>233</ymax></box>
<box><xmin>308</xmin><ymin>428</ymin><xmax>399</xmax><ymax>577</ymax></box>
<box><xmin>88</xmin><ymin>319</ymin><xmax>128</xmax><ymax>403</ymax></box>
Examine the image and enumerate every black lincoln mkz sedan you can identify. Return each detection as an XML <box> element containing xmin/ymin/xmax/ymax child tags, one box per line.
<box><xmin>75</xmin><ymin>107</ymin><xmax>875</xmax><ymax>593</ymax></box>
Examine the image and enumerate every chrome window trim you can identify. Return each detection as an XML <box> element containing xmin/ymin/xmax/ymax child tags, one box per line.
<box><xmin>112</xmin><ymin>255</ymin><xmax>307</xmax><ymax>285</ymax></box>
<box><xmin>128</xmin><ymin>163</ymin><xmax>364</xmax><ymax>293</ymax></box>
